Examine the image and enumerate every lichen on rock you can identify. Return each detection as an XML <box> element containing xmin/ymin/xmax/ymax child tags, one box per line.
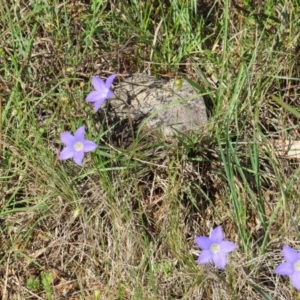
<box><xmin>100</xmin><ymin>73</ymin><xmax>207</xmax><ymax>146</ymax></box>
<box><xmin>113</xmin><ymin>74</ymin><xmax>207</xmax><ymax>134</ymax></box>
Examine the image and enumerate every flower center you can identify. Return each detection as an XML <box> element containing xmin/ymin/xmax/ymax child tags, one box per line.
<box><xmin>100</xmin><ymin>88</ymin><xmax>109</xmax><ymax>97</ymax></box>
<box><xmin>73</xmin><ymin>141</ymin><xmax>84</xmax><ymax>151</ymax></box>
<box><xmin>210</xmin><ymin>243</ymin><xmax>220</xmax><ymax>254</ymax></box>
<box><xmin>294</xmin><ymin>260</ymin><xmax>300</xmax><ymax>272</ymax></box>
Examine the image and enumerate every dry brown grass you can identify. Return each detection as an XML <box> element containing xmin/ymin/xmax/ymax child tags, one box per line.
<box><xmin>1</xmin><ymin>0</ymin><xmax>300</xmax><ymax>299</ymax></box>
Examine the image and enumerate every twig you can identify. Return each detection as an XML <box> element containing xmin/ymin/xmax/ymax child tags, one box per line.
<box><xmin>149</xmin><ymin>18</ymin><xmax>164</xmax><ymax>73</ymax></box>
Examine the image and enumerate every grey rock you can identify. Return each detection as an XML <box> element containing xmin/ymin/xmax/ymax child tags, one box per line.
<box><xmin>108</xmin><ymin>73</ymin><xmax>207</xmax><ymax>139</ymax></box>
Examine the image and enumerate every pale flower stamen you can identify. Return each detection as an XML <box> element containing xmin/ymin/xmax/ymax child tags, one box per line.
<box><xmin>294</xmin><ymin>260</ymin><xmax>300</xmax><ymax>272</ymax></box>
<box><xmin>73</xmin><ymin>141</ymin><xmax>84</xmax><ymax>151</ymax></box>
<box><xmin>210</xmin><ymin>243</ymin><xmax>220</xmax><ymax>254</ymax></box>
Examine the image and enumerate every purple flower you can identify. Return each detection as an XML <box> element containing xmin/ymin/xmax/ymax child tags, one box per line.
<box><xmin>86</xmin><ymin>74</ymin><xmax>117</xmax><ymax>112</ymax></box>
<box><xmin>59</xmin><ymin>126</ymin><xmax>97</xmax><ymax>166</ymax></box>
<box><xmin>275</xmin><ymin>245</ymin><xmax>300</xmax><ymax>290</ymax></box>
<box><xmin>195</xmin><ymin>226</ymin><xmax>236</xmax><ymax>269</ymax></box>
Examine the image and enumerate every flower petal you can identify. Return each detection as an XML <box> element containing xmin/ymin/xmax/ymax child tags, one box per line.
<box><xmin>83</xmin><ymin>140</ymin><xmax>97</xmax><ymax>152</ymax></box>
<box><xmin>283</xmin><ymin>245</ymin><xmax>298</xmax><ymax>262</ymax></box>
<box><xmin>92</xmin><ymin>76</ymin><xmax>106</xmax><ymax>91</ymax></box>
<box><xmin>220</xmin><ymin>241</ymin><xmax>236</xmax><ymax>254</ymax></box>
<box><xmin>74</xmin><ymin>126</ymin><xmax>85</xmax><ymax>141</ymax></box>
<box><xmin>195</xmin><ymin>236</ymin><xmax>212</xmax><ymax>250</ymax></box>
<box><xmin>105</xmin><ymin>74</ymin><xmax>117</xmax><ymax>88</ymax></box>
<box><xmin>197</xmin><ymin>250</ymin><xmax>213</xmax><ymax>265</ymax></box>
<box><xmin>213</xmin><ymin>253</ymin><xmax>227</xmax><ymax>269</ymax></box>
<box><xmin>59</xmin><ymin>147</ymin><xmax>74</xmax><ymax>160</ymax></box>
<box><xmin>73</xmin><ymin>151</ymin><xmax>85</xmax><ymax>166</ymax></box>
<box><xmin>275</xmin><ymin>262</ymin><xmax>294</xmax><ymax>275</ymax></box>
<box><xmin>61</xmin><ymin>132</ymin><xmax>75</xmax><ymax>146</ymax></box>
<box><xmin>86</xmin><ymin>91</ymin><xmax>102</xmax><ymax>103</ymax></box>
<box><xmin>210</xmin><ymin>226</ymin><xmax>224</xmax><ymax>243</ymax></box>
<box><xmin>291</xmin><ymin>272</ymin><xmax>300</xmax><ymax>290</ymax></box>
<box><xmin>106</xmin><ymin>90</ymin><xmax>114</xmax><ymax>99</ymax></box>
<box><xmin>94</xmin><ymin>99</ymin><xmax>106</xmax><ymax>112</ymax></box>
